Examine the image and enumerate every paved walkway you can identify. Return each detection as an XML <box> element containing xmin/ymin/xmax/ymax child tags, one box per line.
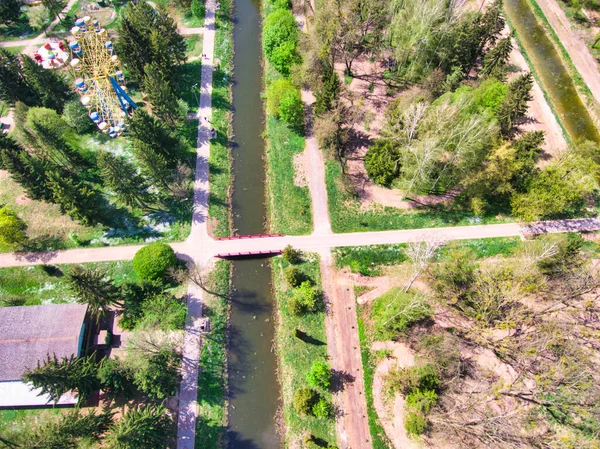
<box><xmin>176</xmin><ymin>0</ymin><xmax>216</xmax><ymax>447</ymax></box>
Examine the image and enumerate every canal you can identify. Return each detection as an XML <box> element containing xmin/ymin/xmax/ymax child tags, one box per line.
<box><xmin>226</xmin><ymin>0</ymin><xmax>281</xmax><ymax>447</ymax></box>
<box><xmin>504</xmin><ymin>0</ymin><xmax>600</xmax><ymax>143</ymax></box>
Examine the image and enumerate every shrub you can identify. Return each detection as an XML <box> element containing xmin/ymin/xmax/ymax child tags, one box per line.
<box><xmin>284</xmin><ymin>266</ymin><xmax>303</xmax><ymax>287</ymax></box>
<box><xmin>312</xmin><ymin>398</ymin><xmax>333</xmax><ymax>419</ymax></box>
<box><xmin>266</xmin><ymin>79</ymin><xmax>296</xmax><ymax>117</ymax></box>
<box><xmin>132</xmin><ymin>242</ymin><xmax>178</xmax><ymax>282</ymax></box>
<box><xmin>279</xmin><ymin>88</ymin><xmax>304</xmax><ymax>132</ymax></box>
<box><xmin>282</xmin><ymin>245</ymin><xmax>301</xmax><ymax>264</ymax></box>
<box><xmin>293</xmin><ymin>387</ymin><xmax>318</xmax><ymax>415</ymax></box>
<box><xmin>132</xmin><ymin>349</ymin><xmax>180</xmax><ymax>399</ymax></box>
<box><xmin>365</xmin><ymin>139</ymin><xmax>399</xmax><ymax>186</ymax></box>
<box><xmin>293</xmin><ymin>281</ymin><xmax>319</xmax><ymax>313</ymax></box>
<box><xmin>390</xmin><ymin>364</ymin><xmax>440</xmax><ymax>395</ymax></box>
<box><xmin>136</xmin><ymin>293</ymin><xmax>187</xmax><ymax>331</ymax></box>
<box><xmin>266</xmin><ymin>0</ymin><xmax>291</xmax><ymax>9</ymax></box>
<box><xmin>191</xmin><ymin>0</ymin><xmax>205</xmax><ymax>20</ymax></box>
<box><xmin>405</xmin><ymin>389</ymin><xmax>438</xmax><ymax>414</ymax></box>
<box><xmin>306</xmin><ymin>360</ymin><xmax>332</xmax><ymax>390</ymax></box>
<box><xmin>0</xmin><ymin>206</ymin><xmax>27</xmax><ymax>251</ymax></box>
<box><xmin>373</xmin><ymin>289</ymin><xmax>432</xmax><ymax>338</ymax></box>
<box><xmin>262</xmin><ymin>9</ymin><xmax>299</xmax><ymax>76</ymax></box>
<box><xmin>405</xmin><ymin>412</ymin><xmax>428</xmax><ymax>435</ymax></box>
<box><xmin>98</xmin><ymin>358</ymin><xmax>136</xmax><ymax>400</ymax></box>
<box><xmin>63</xmin><ymin>100</ymin><xmax>95</xmax><ymax>134</ymax></box>
<box><xmin>288</xmin><ymin>297</ymin><xmax>304</xmax><ymax>316</ymax></box>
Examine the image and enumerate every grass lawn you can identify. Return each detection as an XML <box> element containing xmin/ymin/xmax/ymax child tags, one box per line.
<box><xmin>326</xmin><ymin>161</ymin><xmax>509</xmax><ymax>233</ymax></box>
<box><xmin>207</xmin><ymin>0</ymin><xmax>233</xmax><ymax>238</ymax></box>
<box><xmin>195</xmin><ymin>260</ymin><xmax>230</xmax><ymax>447</ymax></box>
<box><xmin>265</xmin><ymin>117</ymin><xmax>312</xmax><ymax>235</ymax></box>
<box><xmin>4</xmin><ymin>45</ymin><xmax>26</xmax><ymax>55</ymax></box>
<box><xmin>185</xmin><ymin>34</ymin><xmax>203</xmax><ymax>59</ymax></box>
<box><xmin>0</xmin><ymin>13</ymin><xmax>37</xmax><ymax>42</ymax></box>
<box><xmin>272</xmin><ymin>255</ymin><xmax>336</xmax><ymax>447</ymax></box>
<box><xmin>0</xmin><ymin>408</ymin><xmax>70</xmax><ymax>438</ymax></box>
<box><xmin>0</xmin><ymin>261</ymin><xmax>137</xmax><ymax>307</ymax></box>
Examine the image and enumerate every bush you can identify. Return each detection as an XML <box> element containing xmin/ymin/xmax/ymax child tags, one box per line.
<box><xmin>284</xmin><ymin>266</ymin><xmax>303</xmax><ymax>287</ymax></box>
<box><xmin>136</xmin><ymin>293</ymin><xmax>187</xmax><ymax>331</ymax></box>
<box><xmin>191</xmin><ymin>0</ymin><xmax>205</xmax><ymax>20</ymax></box>
<box><xmin>98</xmin><ymin>358</ymin><xmax>136</xmax><ymax>400</ymax></box>
<box><xmin>293</xmin><ymin>387</ymin><xmax>319</xmax><ymax>415</ymax></box>
<box><xmin>305</xmin><ymin>360</ymin><xmax>332</xmax><ymax>390</ymax></box>
<box><xmin>390</xmin><ymin>364</ymin><xmax>440</xmax><ymax>395</ymax></box>
<box><xmin>279</xmin><ymin>88</ymin><xmax>304</xmax><ymax>132</ymax></box>
<box><xmin>266</xmin><ymin>79</ymin><xmax>296</xmax><ymax>117</ymax></box>
<box><xmin>373</xmin><ymin>289</ymin><xmax>432</xmax><ymax>338</ymax></box>
<box><xmin>293</xmin><ymin>281</ymin><xmax>319</xmax><ymax>313</ymax></box>
<box><xmin>132</xmin><ymin>349</ymin><xmax>180</xmax><ymax>399</ymax></box>
<box><xmin>404</xmin><ymin>412</ymin><xmax>428</xmax><ymax>435</ymax></box>
<box><xmin>312</xmin><ymin>397</ymin><xmax>333</xmax><ymax>419</ymax></box>
<box><xmin>262</xmin><ymin>9</ymin><xmax>299</xmax><ymax>76</ymax></box>
<box><xmin>365</xmin><ymin>139</ymin><xmax>399</xmax><ymax>186</ymax></box>
<box><xmin>132</xmin><ymin>242</ymin><xmax>178</xmax><ymax>282</ymax></box>
<box><xmin>63</xmin><ymin>100</ymin><xmax>95</xmax><ymax>134</ymax></box>
<box><xmin>266</xmin><ymin>0</ymin><xmax>291</xmax><ymax>9</ymax></box>
<box><xmin>405</xmin><ymin>389</ymin><xmax>438</xmax><ymax>414</ymax></box>
<box><xmin>288</xmin><ymin>297</ymin><xmax>304</xmax><ymax>316</ymax></box>
<box><xmin>282</xmin><ymin>245</ymin><xmax>301</xmax><ymax>264</ymax></box>
<box><xmin>0</xmin><ymin>206</ymin><xmax>27</xmax><ymax>251</ymax></box>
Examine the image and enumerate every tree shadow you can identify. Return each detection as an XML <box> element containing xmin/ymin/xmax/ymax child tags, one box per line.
<box><xmin>294</xmin><ymin>329</ymin><xmax>326</xmax><ymax>346</ymax></box>
<box><xmin>331</xmin><ymin>369</ymin><xmax>356</xmax><ymax>394</ymax></box>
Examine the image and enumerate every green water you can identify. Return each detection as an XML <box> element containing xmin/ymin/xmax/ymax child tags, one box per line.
<box><xmin>504</xmin><ymin>0</ymin><xmax>600</xmax><ymax>144</ymax></box>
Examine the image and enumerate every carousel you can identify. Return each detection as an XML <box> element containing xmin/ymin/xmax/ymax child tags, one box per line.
<box><xmin>33</xmin><ymin>41</ymin><xmax>70</xmax><ymax>69</ymax></box>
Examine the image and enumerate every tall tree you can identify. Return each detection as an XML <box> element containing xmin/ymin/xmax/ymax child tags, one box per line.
<box><xmin>118</xmin><ymin>2</ymin><xmax>186</xmax><ymax>83</ymax></box>
<box><xmin>47</xmin><ymin>170</ymin><xmax>104</xmax><ymax>225</ymax></box>
<box><xmin>481</xmin><ymin>34</ymin><xmax>513</xmax><ymax>80</ymax></box>
<box><xmin>0</xmin><ymin>49</ymin><xmax>37</xmax><ymax>106</ymax></box>
<box><xmin>143</xmin><ymin>62</ymin><xmax>181</xmax><ymax>126</ymax></box>
<box><xmin>0</xmin><ymin>206</ymin><xmax>27</xmax><ymax>251</ymax></box>
<box><xmin>21</xmin><ymin>55</ymin><xmax>72</xmax><ymax>112</ymax></box>
<box><xmin>104</xmin><ymin>406</ymin><xmax>172</xmax><ymax>449</ymax></box>
<box><xmin>97</xmin><ymin>152</ymin><xmax>156</xmax><ymax>210</ymax></box>
<box><xmin>41</xmin><ymin>0</ymin><xmax>66</xmax><ymax>23</ymax></box>
<box><xmin>66</xmin><ymin>265</ymin><xmax>123</xmax><ymax>324</ymax></box>
<box><xmin>497</xmin><ymin>72</ymin><xmax>533</xmax><ymax>135</ymax></box>
<box><xmin>0</xmin><ymin>0</ymin><xmax>22</xmax><ymax>24</ymax></box>
<box><xmin>23</xmin><ymin>355</ymin><xmax>101</xmax><ymax>404</ymax></box>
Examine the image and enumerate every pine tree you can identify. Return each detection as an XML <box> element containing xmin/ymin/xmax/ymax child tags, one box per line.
<box><xmin>23</xmin><ymin>354</ymin><xmax>101</xmax><ymax>404</ymax></box>
<box><xmin>497</xmin><ymin>72</ymin><xmax>533</xmax><ymax>136</ymax></box>
<box><xmin>128</xmin><ymin>109</ymin><xmax>185</xmax><ymax>167</ymax></box>
<box><xmin>21</xmin><ymin>55</ymin><xmax>72</xmax><ymax>113</ymax></box>
<box><xmin>97</xmin><ymin>152</ymin><xmax>156</xmax><ymax>210</ymax></box>
<box><xmin>481</xmin><ymin>34</ymin><xmax>513</xmax><ymax>80</ymax></box>
<box><xmin>41</xmin><ymin>0</ymin><xmax>66</xmax><ymax>23</ymax></box>
<box><xmin>0</xmin><ymin>133</ymin><xmax>52</xmax><ymax>201</ymax></box>
<box><xmin>143</xmin><ymin>62</ymin><xmax>181</xmax><ymax>126</ymax></box>
<box><xmin>0</xmin><ymin>49</ymin><xmax>37</xmax><ymax>106</ymax></box>
<box><xmin>0</xmin><ymin>0</ymin><xmax>22</xmax><ymax>24</ymax></box>
<box><xmin>315</xmin><ymin>68</ymin><xmax>340</xmax><ymax>115</ymax></box>
<box><xmin>66</xmin><ymin>265</ymin><xmax>123</xmax><ymax>324</ymax></box>
<box><xmin>47</xmin><ymin>170</ymin><xmax>104</xmax><ymax>225</ymax></box>
<box><xmin>104</xmin><ymin>405</ymin><xmax>172</xmax><ymax>449</ymax></box>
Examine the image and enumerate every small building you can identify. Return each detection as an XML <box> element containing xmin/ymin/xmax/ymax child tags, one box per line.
<box><xmin>0</xmin><ymin>304</ymin><xmax>88</xmax><ymax>408</ymax></box>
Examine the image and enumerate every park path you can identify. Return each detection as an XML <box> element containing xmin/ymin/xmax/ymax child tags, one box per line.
<box><xmin>176</xmin><ymin>0</ymin><xmax>216</xmax><ymax>446</ymax></box>
<box><xmin>536</xmin><ymin>0</ymin><xmax>600</xmax><ymax>107</ymax></box>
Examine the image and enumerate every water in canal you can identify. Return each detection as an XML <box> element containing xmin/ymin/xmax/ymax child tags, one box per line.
<box><xmin>227</xmin><ymin>0</ymin><xmax>281</xmax><ymax>447</ymax></box>
<box><xmin>504</xmin><ymin>0</ymin><xmax>600</xmax><ymax>143</ymax></box>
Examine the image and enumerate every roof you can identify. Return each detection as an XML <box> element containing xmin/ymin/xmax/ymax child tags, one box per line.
<box><xmin>0</xmin><ymin>381</ymin><xmax>78</xmax><ymax>408</ymax></box>
<box><xmin>0</xmin><ymin>304</ymin><xmax>88</xmax><ymax>382</ymax></box>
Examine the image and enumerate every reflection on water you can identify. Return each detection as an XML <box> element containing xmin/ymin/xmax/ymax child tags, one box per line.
<box><xmin>504</xmin><ymin>0</ymin><xmax>600</xmax><ymax>143</ymax></box>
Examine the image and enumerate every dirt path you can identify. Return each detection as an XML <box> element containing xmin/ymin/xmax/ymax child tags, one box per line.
<box><xmin>320</xmin><ymin>251</ymin><xmax>373</xmax><ymax>449</ymax></box>
<box><xmin>371</xmin><ymin>341</ymin><xmax>421</xmax><ymax>449</ymax></box>
<box><xmin>536</xmin><ymin>0</ymin><xmax>600</xmax><ymax>107</ymax></box>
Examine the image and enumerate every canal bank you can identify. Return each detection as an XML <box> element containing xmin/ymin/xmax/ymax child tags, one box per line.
<box><xmin>504</xmin><ymin>0</ymin><xmax>600</xmax><ymax>144</ymax></box>
<box><xmin>226</xmin><ymin>0</ymin><xmax>282</xmax><ymax>448</ymax></box>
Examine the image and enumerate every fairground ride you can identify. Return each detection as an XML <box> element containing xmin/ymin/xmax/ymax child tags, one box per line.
<box><xmin>68</xmin><ymin>16</ymin><xmax>137</xmax><ymax>138</ymax></box>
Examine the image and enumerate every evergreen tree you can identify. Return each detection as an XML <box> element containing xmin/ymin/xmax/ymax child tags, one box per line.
<box><xmin>0</xmin><ymin>133</ymin><xmax>52</xmax><ymax>200</ymax></box>
<box><xmin>66</xmin><ymin>265</ymin><xmax>123</xmax><ymax>324</ymax></box>
<box><xmin>0</xmin><ymin>0</ymin><xmax>22</xmax><ymax>24</ymax></box>
<box><xmin>0</xmin><ymin>49</ymin><xmax>37</xmax><ymax>106</ymax></box>
<box><xmin>143</xmin><ymin>62</ymin><xmax>181</xmax><ymax>126</ymax></box>
<box><xmin>481</xmin><ymin>34</ymin><xmax>513</xmax><ymax>80</ymax></box>
<box><xmin>104</xmin><ymin>405</ymin><xmax>172</xmax><ymax>449</ymax></box>
<box><xmin>21</xmin><ymin>55</ymin><xmax>72</xmax><ymax>113</ymax></box>
<box><xmin>132</xmin><ymin>143</ymin><xmax>173</xmax><ymax>191</ymax></box>
<box><xmin>23</xmin><ymin>355</ymin><xmax>101</xmax><ymax>404</ymax></box>
<box><xmin>47</xmin><ymin>170</ymin><xmax>104</xmax><ymax>225</ymax></box>
<box><xmin>314</xmin><ymin>68</ymin><xmax>340</xmax><ymax>115</ymax></box>
<box><xmin>41</xmin><ymin>0</ymin><xmax>66</xmax><ymax>23</ymax></box>
<box><xmin>62</xmin><ymin>99</ymin><xmax>95</xmax><ymax>134</ymax></box>
<box><xmin>0</xmin><ymin>206</ymin><xmax>27</xmax><ymax>251</ymax></box>
<box><xmin>497</xmin><ymin>72</ymin><xmax>533</xmax><ymax>135</ymax></box>
<box><xmin>97</xmin><ymin>152</ymin><xmax>155</xmax><ymax>210</ymax></box>
<box><xmin>118</xmin><ymin>2</ymin><xmax>186</xmax><ymax>84</ymax></box>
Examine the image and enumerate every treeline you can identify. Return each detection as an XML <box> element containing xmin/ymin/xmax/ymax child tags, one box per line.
<box><xmin>0</xmin><ymin>3</ymin><xmax>193</xmax><ymax>240</ymax></box>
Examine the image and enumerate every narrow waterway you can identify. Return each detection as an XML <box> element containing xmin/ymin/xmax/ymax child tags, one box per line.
<box><xmin>504</xmin><ymin>0</ymin><xmax>600</xmax><ymax>143</ymax></box>
<box><xmin>227</xmin><ymin>0</ymin><xmax>281</xmax><ymax>448</ymax></box>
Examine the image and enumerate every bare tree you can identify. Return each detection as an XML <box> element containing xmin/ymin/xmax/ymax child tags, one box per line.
<box><xmin>403</xmin><ymin>234</ymin><xmax>446</xmax><ymax>291</ymax></box>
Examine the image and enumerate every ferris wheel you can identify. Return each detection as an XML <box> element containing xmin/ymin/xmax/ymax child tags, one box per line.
<box><xmin>68</xmin><ymin>16</ymin><xmax>137</xmax><ymax>138</ymax></box>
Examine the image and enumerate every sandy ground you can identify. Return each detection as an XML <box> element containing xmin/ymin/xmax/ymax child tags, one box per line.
<box><xmin>371</xmin><ymin>341</ymin><xmax>422</xmax><ymax>449</ymax></box>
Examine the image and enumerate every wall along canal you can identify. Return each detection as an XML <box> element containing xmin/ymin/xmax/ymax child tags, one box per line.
<box><xmin>504</xmin><ymin>0</ymin><xmax>600</xmax><ymax>143</ymax></box>
<box><xmin>226</xmin><ymin>0</ymin><xmax>281</xmax><ymax>448</ymax></box>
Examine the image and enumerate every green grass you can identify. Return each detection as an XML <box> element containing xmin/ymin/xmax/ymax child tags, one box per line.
<box><xmin>178</xmin><ymin>59</ymin><xmax>203</xmax><ymax>109</ymax></box>
<box><xmin>357</xmin><ymin>314</ymin><xmax>393</xmax><ymax>449</ymax></box>
<box><xmin>326</xmin><ymin>162</ymin><xmax>508</xmax><ymax>233</ymax></box>
<box><xmin>195</xmin><ymin>260</ymin><xmax>230</xmax><ymax>447</ymax></box>
<box><xmin>207</xmin><ymin>0</ymin><xmax>233</xmax><ymax>238</ymax></box>
<box><xmin>333</xmin><ymin>244</ymin><xmax>407</xmax><ymax>276</ymax></box>
<box><xmin>185</xmin><ymin>35</ymin><xmax>203</xmax><ymax>59</ymax></box>
<box><xmin>0</xmin><ymin>261</ymin><xmax>137</xmax><ymax>307</ymax></box>
<box><xmin>265</xmin><ymin>116</ymin><xmax>312</xmax><ymax>235</ymax></box>
<box><xmin>437</xmin><ymin>236</ymin><xmax>521</xmax><ymax>259</ymax></box>
<box><xmin>0</xmin><ymin>408</ymin><xmax>68</xmax><ymax>436</ymax></box>
<box><xmin>272</xmin><ymin>255</ymin><xmax>336</xmax><ymax>447</ymax></box>
<box><xmin>4</xmin><ymin>45</ymin><xmax>26</xmax><ymax>55</ymax></box>
<box><xmin>0</xmin><ymin>13</ymin><xmax>36</xmax><ymax>42</ymax></box>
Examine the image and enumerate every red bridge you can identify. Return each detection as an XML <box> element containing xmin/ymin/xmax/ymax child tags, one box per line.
<box><xmin>215</xmin><ymin>233</ymin><xmax>284</xmax><ymax>241</ymax></box>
